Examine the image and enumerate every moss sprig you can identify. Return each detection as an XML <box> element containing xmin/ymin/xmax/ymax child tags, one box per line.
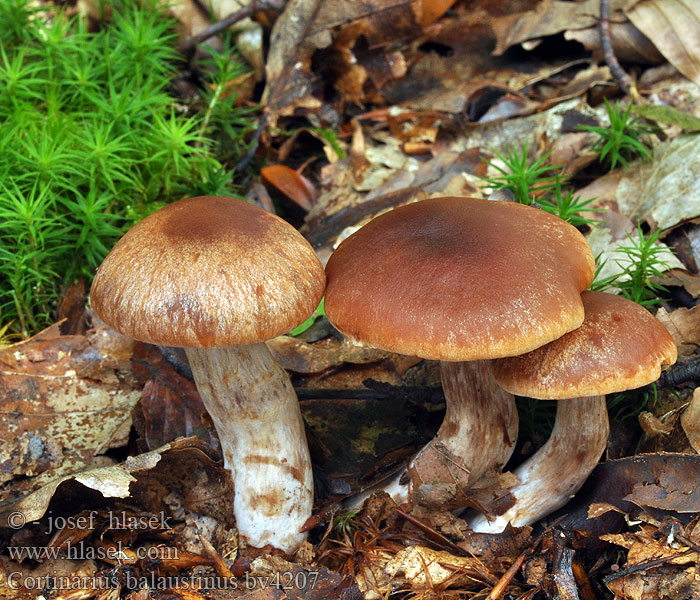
<box><xmin>0</xmin><ymin>0</ymin><xmax>256</xmax><ymax>335</ymax></box>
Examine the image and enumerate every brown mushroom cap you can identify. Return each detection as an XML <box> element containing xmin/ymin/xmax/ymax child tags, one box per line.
<box><xmin>91</xmin><ymin>196</ymin><xmax>326</xmax><ymax>348</ymax></box>
<box><xmin>492</xmin><ymin>291</ymin><xmax>678</xmax><ymax>399</ymax></box>
<box><xmin>325</xmin><ymin>197</ymin><xmax>595</xmax><ymax>361</ymax></box>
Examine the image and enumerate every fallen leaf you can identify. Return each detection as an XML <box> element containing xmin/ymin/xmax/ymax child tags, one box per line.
<box><xmin>655</xmin><ymin>305</ymin><xmax>700</xmax><ymax>353</ymax></box>
<box><xmin>681</xmin><ymin>388</ymin><xmax>700</xmax><ymax>453</ymax></box>
<box><xmin>632</xmin><ymin>103</ymin><xmax>700</xmax><ymax>132</ymax></box>
<box><xmin>264</xmin><ymin>0</ymin><xmax>425</xmax><ymax>121</ymax></box>
<box><xmin>606</xmin><ymin>569</ymin><xmax>700</xmax><ymax>600</ymax></box>
<box><xmin>0</xmin><ymin>438</ymin><xmax>232</xmax><ymax>531</ymax></box>
<box><xmin>626</xmin><ymin>0</ymin><xmax>700</xmax><ymax>87</ymax></box>
<box><xmin>564</xmin><ymin>20</ymin><xmax>664</xmax><ymax>64</ymax></box>
<box><xmin>586</xmin><ymin>223</ymin><xmax>683</xmax><ymax>292</ymax></box>
<box><xmin>587</xmin><ymin>502</ymin><xmax>626</xmax><ymax>518</ymax></box>
<box><xmin>261</xmin><ymin>165</ymin><xmax>317</xmax><ymax>211</ymax></box>
<box><xmin>614</xmin><ymin>134</ymin><xmax>700</xmax><ymax>229</ymax></box>
<box><xmin>655</xmin><ymin>269</ymin><xmax>700</xmax><ymax>298</ymax></box>
<box><xmin>267</xmin><ymin>336</ymin><xmax>388</xmax><ymax>373</ymax></box>
<box><xmin>555</xmin><ymin>453</ymin><xmax>700</xmax><ymax>545</ymax></box>
<box><xmin>490</xmin><ymin>0</ymin><xmax>640</xmax><ymax>56</ymax></box>
<box><xmin>624</xmin><ymin>465</ymin><xmax>700</xmax><ymax>513</ymax></box>
<box><xmin>638</xmin><ymin>411</ymin><xmax>675</xmax><ymax>436</ymax></box>
<box><xmin>382</xmin><ymin>545</ymin><xmax>492</xmax><ymax>589</ymax></box>
<box><xmin>0</xmin><ymin>323</ymin><xmax>141</xmax><ymax>490</ymax></box>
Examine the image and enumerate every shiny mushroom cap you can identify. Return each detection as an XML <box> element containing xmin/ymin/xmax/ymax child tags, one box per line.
<box><xmin>324</xmin><ymin>197</ymin><xmax>596</xmax><ymax>361</ymax></box>
<box><xmin>492</xmin><ymin>291</ymin><xmax>678</xmax><ymax>399</ymax></box>
<box><xmin>91</xmin><ymin>196</ymin><xmax>326</xmax><ymax>348</ymax></box>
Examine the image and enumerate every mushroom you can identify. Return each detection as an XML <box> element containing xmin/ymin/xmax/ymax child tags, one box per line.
<box><xmin>324</xmin><ymin>197</ymin><xmax>595</xmax><ymax>505</ymax></box>
<box><xmin>469</xmin><ymin>290</ymin><xmax>677</xmax><ymax>532</ymax></box>
<box><xmin>90</xmin><ymin>196</ymin><xmax>325</xmax><ymax>554</ymax></box>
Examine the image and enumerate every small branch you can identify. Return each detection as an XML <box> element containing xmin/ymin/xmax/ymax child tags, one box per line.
<box><xmin>234</xmin><ymin>113</ymin><xmax>267</xmax><ymax>174</ymax></box>
<box><xmin>602</xmin><ymin>549</ymin><xmax>694</xmax><ymax>584</ymax></box>
<box><xmin>637</xmin><ymin>357</ymin><xmax>700</xmax><ymax>393</ymax></box>
<box><xmin>155</xmin><ymin>347</ymin><xmax>446</xmax><ymax>403</ymax></box>
<box><xmin>599</xmin><ymin>0</ymin><xmax>639</xmax><ymax>100</ymax></box>
<box><xmin>178</xmin><ymin>0</ymin><xmax>286</xmax><ymax>54</ymax></box>
<box><xmin>296</xmin><ymin>381</ymin><xmax>445</xmax><ymax>404</ymax></box>
<box><xmin>485</xmin><ymin>545</ymin><xmax>532</xmax><ymax>600</ymax></box>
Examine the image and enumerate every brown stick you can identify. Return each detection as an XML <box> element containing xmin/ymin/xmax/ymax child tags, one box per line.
<box><xmin>599</xmin><ymin>0</ymin><xmax>639</xmax><ymax>99</ymax></box>
<box><xmin>178</xmin><ymin>0</ymin><xmax>285</xmax><ymax>54</ymax></box>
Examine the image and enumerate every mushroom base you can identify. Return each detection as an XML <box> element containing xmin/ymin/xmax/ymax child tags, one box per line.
<box><xmin>185</xmin><ymin>343</ymin><xmax>312</xmax><ymax>554</ymax></box>
<box><xmin>469</xmin><ymin>395</ymin><xmax>609</xmax><ymax>533</ymax></box>
<box><xmin>344</xmin><ymin>360</ymin><xmax>518</xmax><ymax>508</ymax></box>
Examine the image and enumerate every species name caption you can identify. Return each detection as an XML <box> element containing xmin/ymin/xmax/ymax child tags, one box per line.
<box><xmin>6</xmin><ymin>571</ymin><xmax>323</xmax><ymax>592</ymax></box>
<box><xmin>5</xmin><ymin>510</ymin><xmax>322</xmax><ymax>592</ymax></box>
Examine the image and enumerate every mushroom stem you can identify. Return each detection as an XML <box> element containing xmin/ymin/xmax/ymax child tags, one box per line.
<box><xmin>435</xmin><ymin>361</ymin><xmax>518</xmax><ymax>482</ymax></box>
<box><xmin>344</xmin><ymin>361</ymin><xmax>518</xmax><ymax>508</ymax></box>
<box><xmin>185</xmin><ymin>343</ymin><xmax>312</xmax><ymax>554</ymax></box>
<box><xmin>469</xmin><ymin>396</ymin><xmax>609</xmax><ymax>533</ymax></box>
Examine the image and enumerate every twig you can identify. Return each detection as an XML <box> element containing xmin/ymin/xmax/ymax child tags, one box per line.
<box><xmin>638</xmin><ymin>357</ymin><xmax>700</xmax><ymax>393</ymax></box>
<box><xmin>395</xmin><ymin>509</ymin><xmax>469</xmax><ymax>557</ymax></box>
<box><xmin>155</xmin><ymin>346</ymin><xmax>446</xmax><ymax>403</ymax></box>
<box><xmin>599</xmin><ymin>0</ymin><xmax>639</xmax><ymax>100</ymax></box>
<box><xmin>178</xmin><ymin>0</ymin><xmax>285</xmax><ymax>54</ymax></box>
<box><xmin>602</xmin><ymin>549</ymin><xmax>694</xmax><ymax>584</ymax></box>
<box><xmin>486</xmin><ymin>531</ymin><xmax>545</xmax><ymax>600</ymax></box>
<box><xmin>234</xmin><ymin>113</ymin><xmax>267</xmax><ymax>174</ymax></box>
<box><xmin>552</xmin><ymin>535</ymin><xmax>579</xmax><ymax>600</ymax></box>
<box><xmin>295</xmin><ymin>385</ymin><xmax>444</xmax><ymax>402</ymax></box>
<box><xmin>485</xmin><ymin>550</ymin><xmax>528</xmax><ymax>600</ymax></box>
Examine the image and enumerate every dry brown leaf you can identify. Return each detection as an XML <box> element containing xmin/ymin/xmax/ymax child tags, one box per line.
<box><xmin>267</xmin><ymin>335</ymin><xmax>388</xmax><ymax>373</ymax></box>
<box><xmin>0</xmin><ymin>558</ymin><xmax>98</xmax><ymax>600</ymax></box>
<box><xmin>656</xmin><ymin>305</ymin><xmax>700</xmax><ymax>352</ymax></box>
<box><xmin>564</xmin><ymin>20</ymin><xmax>664</xmax><ymax>64</ymax></box>
<box><xmin>261</xmin><ymin>165</ymin><xmax>317</xmax><ymax>211</ymax></box>
<box><xmin>264</xmin><ymin>0</ymin><xmax>425</xmax><ymax>120</ymax></box>
<box><xmin>655</xmin><ymin>269</ymin><xmax>700</xmax><ymax>298</ymax></box>
<box><xmin>624</xmin><ymin>467</ymin><xmax>700</xmax><ymax>512</ymax></box>
<box><xmin>617</xmin><ymin>135</ymin><xmax>700</xmax><ymax>228</ymax></box>
<box><xmin>555</xmin><ymin>454</ymin><xmax>700</xmax><ymax>543</ymax></box>
<box><xmin>383</xmin><ymin>545</ymin><xmax>490</xmax><ymax>589</ymax></box>
<box><xmin>0</xmin><ymin>323</ymin><xmax>140</xmax><ymax>490</ymax></box>
<box><xmin>490</xmin><ymin>0</ymin><xmax>640</xmax><ymax>56</ymax></box>
<box><xmin>681</xmin><ymin>388</ymin><xmax>700</xmax><ymax>453</ymax></box>
<box><xmin>131</xmin><ymin>344</ymin><xmax>220</xmax><ymax>452</ymax></box>
<box><xmin>0</xmin><ymin>438</ymin><xmax>231</xmax><ymax>533</ymax></box>
<box><xmin>415</xmin><ymin>0</ymin><xmax>458</xmax><ymax>27</ymax></box>
<box><xmin>626</xmin><ymin>0</ymin><xmax>700</xmax><ymax>87</ymax></box>
<box><xmin>587</xmin><ymin>501</ymin><xmax>626</xmax><ymax>518</ymax></box>
<box><xmin>606</xmin><ymin>569</ymin><xmax>700</xmax><ymax>600</ymax></box>
<box><xmin>638</xmin><ymin>411</ymin><xmax>675</xmax><ymax>436</ymax></box>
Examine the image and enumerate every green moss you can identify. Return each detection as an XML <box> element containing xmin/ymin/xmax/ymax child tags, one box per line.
<box><xmin>0</xmin><ymin>0</ymin><xmax>256</xmax><ymax>335</ymax></box>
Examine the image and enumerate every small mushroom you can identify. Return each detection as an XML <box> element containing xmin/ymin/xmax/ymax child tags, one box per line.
<box><xmin>324</xmin><ymin>197</ymin><xmax>595</xmax><ymax>504</ymax></box>
<box><xmin>469</xmin><ymin>291</ymin><xmax>677</xmax><ymax>532</ymax></box>
<box><xmin>90</xmin><ymin>196</ymin><xmax>325</xmax><ymax>554</ymax></box>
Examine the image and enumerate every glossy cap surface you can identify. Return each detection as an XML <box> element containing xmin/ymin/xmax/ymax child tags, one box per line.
<box><xmin>325</xmin><ymin>197</ymin><xmax>595</xmax><ymax>361</ymax></box>
<box><xmin>91</xmin><ymin>196</ymin><xmax>325</xmax><ymax>348</ymax></box>
<box><xmin>492</xmin><ymin>291</ymin><xmax>678</xmax><ymax>398</ymax></box>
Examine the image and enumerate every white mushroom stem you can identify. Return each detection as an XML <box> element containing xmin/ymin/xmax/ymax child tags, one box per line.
<box><xmin>469</xmin><ymin>396</ymin><xmax>609</xmax><ymax>533</ymax></box>
<box><xmin>185</xmin><ymin>343</ymin><xmax>312</xmax><ymax>554</ymax></box>
<box><xmin>345</xmin><ymin>360</ymin><xmax>518</xmax><ymax>508</ymax></box>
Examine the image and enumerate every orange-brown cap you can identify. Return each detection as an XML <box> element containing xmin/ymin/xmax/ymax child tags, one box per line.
<box><xmin>492</xmin><ymin>291</ymin><xmax>678</xmax><ymax>399</ymax></box>
<box><xmin>324</xmin><ymin>197</ymin><xmax>595</xmax><ymax>361</ymax></box>
<box><xmin>91</xmin><ymin>196</ymin><xmax>326</xmax><ymax>348</ymax></box>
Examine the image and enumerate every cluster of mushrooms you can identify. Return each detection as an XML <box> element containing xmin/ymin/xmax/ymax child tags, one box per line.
<box><xmin>91</xmin><ymin>194</ymin><xmax>677</xmax><ymax>555</ymax></box>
